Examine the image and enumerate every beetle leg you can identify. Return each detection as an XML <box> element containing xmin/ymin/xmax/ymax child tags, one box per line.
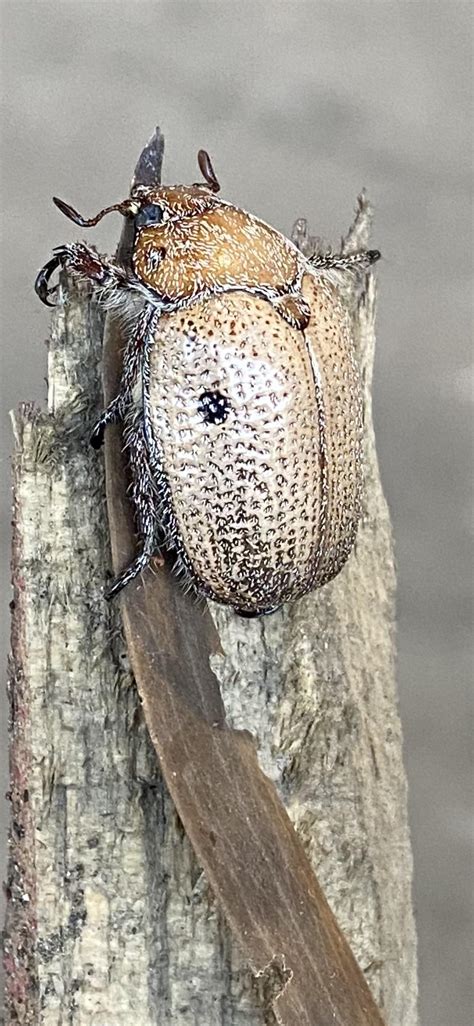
<box><xmin>35</xmin><ymin>244</ymin><xmax>129</xmax><ymax>306</ymax></box>
<box><xmin>271</xmin><ymin>293</ymin><xmax>311</xmax><ymax>332</ymax></box>
<box><xmin>90</xmin><ymin>397</ymin><xmax>124</xmax><ymax>449</ymax></box>
<box><xmin>105</xmin><ymin>547</ymin><xmax>157</xmax><ymax>600</ymax></box>
<box><xmin>105</xmin><ymin>407</ymin><xmax>163</xmax><ymax>601</ymax></box>
<box><xmin>91</xmin><ymin>305</ymin><xmax>159</xmax><ymax>448</ymax></box>
<box><xmin>36</xmin><ymin>242</ymin><xmax>156</xmax><ymax>309</ymax></box>
<box><xmin>310</xmin><ymin>249</ymin><xmax>381</xmax><ymax>274</ymax></box>
<box><xmin>52</xmin><ymin>242</ymin><xmax>139</xmax><ymax>294</ymax></box>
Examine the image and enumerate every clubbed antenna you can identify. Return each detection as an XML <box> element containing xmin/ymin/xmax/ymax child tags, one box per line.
<box><xmin>197</xmin><ymin>149</ymin><xmax>220</xmax><ymax>193</ymax></box>
<box><xmin>52</xmin><ymin>196</ymin><xmax>136</xmax><ymax>227</ymax></box>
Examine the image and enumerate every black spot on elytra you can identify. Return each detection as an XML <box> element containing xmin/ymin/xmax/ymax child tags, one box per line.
<box><xmin>197</xmin><ymin>390</ymin><xmax>231</xmax><ymax>425</ymax></box>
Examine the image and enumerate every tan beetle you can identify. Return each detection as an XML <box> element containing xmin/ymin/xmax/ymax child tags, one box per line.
<box><xmin>35</xmin><ymin>150</ymin><xmax>379</xmax><ymax>617</ymax></box>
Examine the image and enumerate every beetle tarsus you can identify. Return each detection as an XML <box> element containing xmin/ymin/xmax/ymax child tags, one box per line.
<box><xmin>90</xmin><ymin>399</ymin><xmax>123</xmax><ymax>448</ymax></box>
<box><xmin>90</xmin><ymin>422</ymin><xmax>106</xmax><ymax>450</ymax></box>
<box><xmin>310</xmin><ymin>248</ymin><xmax>381</xmax><ymax>274</ymax></box>
<box><xmin>104</xmin><ymin>550</ymin><xmax>154</xmax><ymax>600</ymax></box>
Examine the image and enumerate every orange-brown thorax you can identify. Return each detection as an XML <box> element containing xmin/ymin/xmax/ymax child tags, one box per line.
<box><xmin>132</xmin><ymin>189</ymin><xmax>299</xmax><ymax>302</ymax></box>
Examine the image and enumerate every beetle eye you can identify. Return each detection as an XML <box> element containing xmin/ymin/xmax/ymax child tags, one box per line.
<box><xmin>197</xmin><ymin>391</ymin><xmax>231</xmax><ymax>425</ymax></box>
<box><xmin>135</xmin><ymin>203</ymin><xmax>164</xmax><ymax>228</ymax></box>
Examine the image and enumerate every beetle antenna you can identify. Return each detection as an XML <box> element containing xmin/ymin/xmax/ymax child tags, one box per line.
<box><xmin>52</xmin><ymin>197</ymin><xmax>135</xmax><ymax>227</ymax></box>
<box><xmin>197</xmin><ymin>150</ymin><xmax>220</xmax><ymax>193</ymax></box>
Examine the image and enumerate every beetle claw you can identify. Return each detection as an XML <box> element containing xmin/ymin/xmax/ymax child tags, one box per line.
<box><xmin>34</xmin><ymin>255</ymin><xmax>63</xmax><ymax>306</ymax></box>
<box><xmin>90</xmin><ymin>423</ymin><xmax>105</xmax><ymax>449</ymax></box>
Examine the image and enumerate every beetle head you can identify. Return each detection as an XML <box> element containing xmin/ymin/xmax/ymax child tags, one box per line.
<box><xmin>52</xmin><ymin>149</ymin><xmax>221</xmax><ymax>232</ymax></box>
<box><xmin>128</xmin><ymin>149</ymin><xmax>221</xmax><ymax>226</ymax></box>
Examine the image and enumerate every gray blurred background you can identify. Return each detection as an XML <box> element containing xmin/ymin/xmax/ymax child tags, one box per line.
<box><xmin>1</xmin><ymin>2</ymin><xmax>472</xmax><ymax>1024</ymax></box>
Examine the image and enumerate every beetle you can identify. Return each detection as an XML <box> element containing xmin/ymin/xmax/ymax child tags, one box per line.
<box><xmin>35</xmin><ymin>149</ymin><xmax>379</xmax><ymax>617</ymax></box>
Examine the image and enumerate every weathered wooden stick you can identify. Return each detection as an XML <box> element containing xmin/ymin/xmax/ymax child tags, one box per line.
<box><xmin>5</xmin><ymin>131</ymin><xmax>418</xmax><ymax>1025</ymax></box>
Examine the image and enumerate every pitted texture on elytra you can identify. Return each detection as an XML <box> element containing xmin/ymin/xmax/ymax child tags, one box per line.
<box><xmin>134</xmin><ymin>205</ymin><xmax>299</xmax><ymax>303</ymax></box>
<box><xmin>302</xmin><ymin>274</ymin><xmax>364</xmax><ymax>588</ymax></box>
<box><xmin>147</xmin><ymin>291</ymin><xmax>322</xmax><ymax>610</ymax></box>
<box><xmin>145</xmin><ymin>279</ymin><xmax>362</xmax><ymax>613</ymax></box>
